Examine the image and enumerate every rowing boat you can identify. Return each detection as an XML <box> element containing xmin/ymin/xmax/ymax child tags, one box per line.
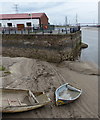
<box><xmin>55</xmin><ymin>83</ymin><xmax>82</xmax><ymax>106</ymax></box>
<box><xmin>0</xmin><ymin>88</ymin><xmax>51</xmax><ymax>113</ymax></box>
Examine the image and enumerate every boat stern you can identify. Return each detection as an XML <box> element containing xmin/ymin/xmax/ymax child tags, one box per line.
<box><xmin>56</xmin><ymin>99</ymin><xmax>66</xmax><ymax>106</ymax></box>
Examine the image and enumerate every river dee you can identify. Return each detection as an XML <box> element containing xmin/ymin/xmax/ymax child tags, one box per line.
<box><xmin>81</xmin><ymin>27</ymin><xmax>99</xmax><ymax>67</ymax></box>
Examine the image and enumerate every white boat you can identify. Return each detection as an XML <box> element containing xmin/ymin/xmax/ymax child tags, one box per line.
<box><xmin>55</xmin><ymin>83</ymin><xmax>82</xmax><ymax>106</ymax></box>
<box><xmin>0</xmin><ymin>88</ymin><xmax>51</xmax><ymax>113</ymax></box>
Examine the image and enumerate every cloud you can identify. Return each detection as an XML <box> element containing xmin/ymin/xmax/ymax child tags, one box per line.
<box><xmin>0</xmin><ymin>0</ymin><xmax>98</xmax><ymax>25</ymax></box>
<box><xmin>19</xmin><ymin>2</ymin><xmax>65</xmax><ymax>13</ymax></box>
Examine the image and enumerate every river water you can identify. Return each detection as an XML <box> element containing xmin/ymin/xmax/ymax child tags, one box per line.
<box><xmin>80</xmin><ymin>27</ymin><xmax>99</xmax><ymax>67</ymax></box>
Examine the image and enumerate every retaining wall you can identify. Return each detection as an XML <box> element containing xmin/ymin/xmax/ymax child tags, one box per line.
<box><xmin>2</xmin><ymin>32</ymin><xmax>81</xmax><ymax>62</ymax></box>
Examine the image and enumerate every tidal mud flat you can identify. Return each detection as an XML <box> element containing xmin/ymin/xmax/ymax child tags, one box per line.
<box><xmin>0</xmin><ymin>56</ymin><xmax>99</xmax><ymax>118</ymax></box>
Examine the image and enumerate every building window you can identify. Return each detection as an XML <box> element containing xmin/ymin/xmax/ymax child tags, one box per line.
<box><xmin>26</xmin><ymin>22</ymin><xmax>31</xmax><ymax>26</ymax></box>
<box><xmin>0</xmin><ymin>23</ymin><xmax>1</xmax><ymax>27</ymax></box>
<box><xmin>7</xmin><ymin>23</ymin><xmax>12</xmax><ymax>27</ymax></box>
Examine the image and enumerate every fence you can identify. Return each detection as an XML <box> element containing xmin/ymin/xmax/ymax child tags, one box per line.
<box><xmin>0</xmin><ymin>25</ymin><xmax>80</xmax><ymax>35</ymax></box>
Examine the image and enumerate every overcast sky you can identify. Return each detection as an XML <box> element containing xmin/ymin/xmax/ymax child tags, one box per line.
<box><xmin>0</xmin><ymin>0</ymin><xmax>99</xmax><ymax>25</ymax></box>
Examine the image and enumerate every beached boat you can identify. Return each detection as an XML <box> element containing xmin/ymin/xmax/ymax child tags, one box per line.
<box><xmin>0</xmin><ymin>88</ymin><xmax>51</xmax><ymax>113</ymax></box>
<box><xmin>55</xmin><ymin>83</ymin><xmax>82</xmax><ymax>106</ymax></box>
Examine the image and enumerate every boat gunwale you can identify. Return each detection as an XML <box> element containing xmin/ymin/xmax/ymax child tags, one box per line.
<box><xmin>55</xmin><ymin>83</ymin><xmax>82</xmax><ymax>101</ymax></box>
<box><xmin>1</xmin><ymin>103</ymin><xmax>47</xmax><ymax>113</ymax></box>
<box><xmin>1</xmin><ymin>101</ymin><xmax>50</xmax><ymax>113</ymax></box>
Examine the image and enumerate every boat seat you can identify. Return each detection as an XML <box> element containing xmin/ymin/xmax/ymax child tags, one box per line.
<box><xmin>36</xmin><ymin>94</ymin><xmax>49</xmax><ymax>103</ymax></box>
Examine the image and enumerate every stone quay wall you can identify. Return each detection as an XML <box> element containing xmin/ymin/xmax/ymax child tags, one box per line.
<box><xmin>2</xmin><ymin>32</ymin><xmax>81</xmax><ymax>62</ymax></box>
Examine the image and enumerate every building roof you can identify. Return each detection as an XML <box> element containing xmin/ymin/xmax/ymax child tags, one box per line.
<box><xmin>0</xmin><ymin>13</ymin><xmax>47</xmax><ymax>20</ymax></box>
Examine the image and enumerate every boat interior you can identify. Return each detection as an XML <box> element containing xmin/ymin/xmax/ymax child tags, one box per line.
<box><xmin>0</xmin><ymin>88</ymin><xmax>48</xmax><ymax>107</ymax></box>
<box><xmin>57</xmin><ymin>84</ymin><xmax>81</xmax><ymax>100</ymax></box>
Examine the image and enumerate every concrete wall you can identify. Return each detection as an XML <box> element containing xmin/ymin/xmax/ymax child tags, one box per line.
<box><xmin>2</xmin><ymin>32</ymin><xmax>81</xmax><ymax>62</ymax></box>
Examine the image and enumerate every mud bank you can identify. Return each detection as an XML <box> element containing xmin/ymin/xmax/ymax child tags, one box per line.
<box><xmin>0</xmin><ymin>56</ymin><xmax>98</xmax><ymax>118</ymax></box>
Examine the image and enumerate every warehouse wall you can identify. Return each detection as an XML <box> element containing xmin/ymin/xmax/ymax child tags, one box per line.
<box><xmin>0</xmin><ymin>19</ymin><xmax>40</xmax><ymax>27</ymax></box>
<box><xmin>40</xmin><ymin>13</ymin><xmax>48</xmax><ymax>25</ymax></box>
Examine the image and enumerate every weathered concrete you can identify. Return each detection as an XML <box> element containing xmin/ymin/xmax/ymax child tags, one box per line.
<box><xmin>2</xmin><ymin>32</ymin><xmax>81</xmax><ymax>62</ymax></box>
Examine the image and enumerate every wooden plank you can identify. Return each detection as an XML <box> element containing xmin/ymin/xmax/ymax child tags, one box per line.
<box><xmin>7</xmin><ymin>99</ymin><xmax>11</xmax><ymax>106</ymax></box>
<box><xmin>17</xmin><ymin>98</ymin><xmax>22</xmax><ymax>106</ymax></box>
<box><xmin>29</xmin><ymin>90</ymin><xmax>39</xmax><ymax>103</ymax></box>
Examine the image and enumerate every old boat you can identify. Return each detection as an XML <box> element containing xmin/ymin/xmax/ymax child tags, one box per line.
<box><xmin>0</xmin><ymin>88</ymin><xmax>51</xmax><ymax>113</ymax></box>
<box><xmin>55</xmin><ymin>83</ymin><xmax>82</xmax><ymax>106</ymax></box>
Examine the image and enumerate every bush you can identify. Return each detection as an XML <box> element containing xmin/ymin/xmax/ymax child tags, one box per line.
<box><xmin>0</xmin><ymin>66</ymin><xmax>6</xmax><ymax>71</ymax></box>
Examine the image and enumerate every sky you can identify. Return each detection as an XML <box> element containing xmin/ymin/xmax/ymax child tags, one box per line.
<box><xmin>0</xmin><ymin>0</ymin><xmax>99</xmax><ymax>25</ymax></box>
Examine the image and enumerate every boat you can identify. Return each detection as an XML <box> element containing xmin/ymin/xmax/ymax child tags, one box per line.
<box><xmin>55</xmin><ymin>83</ymin><xmax>82</xmax><ymax>106</ymax></box>
<box><xmin>0</xmin><ymin>88</ymin><xmax>51</xmax><ymax>113</ymax></box>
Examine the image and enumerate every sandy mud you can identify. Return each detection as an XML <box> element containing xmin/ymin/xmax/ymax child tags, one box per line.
<box><xmin>0</xmin><ymin>56</ymin><xmax>98</xmax><ymax>118</ymax></box>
